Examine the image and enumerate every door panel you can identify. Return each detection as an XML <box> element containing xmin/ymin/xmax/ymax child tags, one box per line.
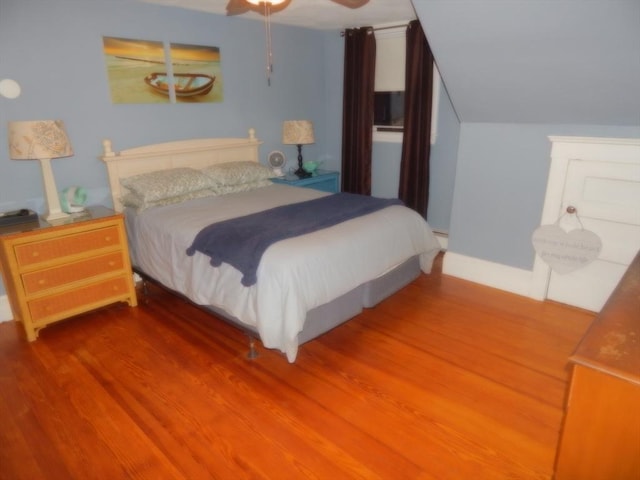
<box><xmin>563</xmin><ymin>160</ymin><xmax>640</xmax><ymax>224</ymax></box>
<box><xmin>537</xmin><ymin>137</ymin><xmax>640</xmax><ymax>312</ymax></box>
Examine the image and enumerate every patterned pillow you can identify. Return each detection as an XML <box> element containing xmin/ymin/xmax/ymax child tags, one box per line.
<box><xmin>121</xmin><ymin>168</ymin><xmax>213</xmax><ymax>203</ymax></box>
<box><xmin>211</xmin><ymin>179</ymin><xmax>273</xmax><ymax>195</ymax></box>
<box><xmin>202</xmin><ymin>161</ymin><xmax>274</xmax><ymax>186</ymax></box>
<box><xmin>122</xmin><ymin>189</ymin><xmax>216</xmax><ymax>212</ymax></box>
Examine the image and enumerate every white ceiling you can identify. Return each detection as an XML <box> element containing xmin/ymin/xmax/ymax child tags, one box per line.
<box><xmin>138</xmin><ymin>0</ymin><xmax>417</xmax><ymax>30</ymax></box>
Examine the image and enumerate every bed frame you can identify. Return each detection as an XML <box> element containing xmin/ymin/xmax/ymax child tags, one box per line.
<box><xmin>100</xmin><ymin>129</ymin><xmax>421</xmax><ymax>358</ymax></box>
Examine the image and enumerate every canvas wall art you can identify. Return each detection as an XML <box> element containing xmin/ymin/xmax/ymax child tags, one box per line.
<box><xmin>103</xmin><ymin>36</ymin><xmax>223</xmax><ymax>104</ymax></box>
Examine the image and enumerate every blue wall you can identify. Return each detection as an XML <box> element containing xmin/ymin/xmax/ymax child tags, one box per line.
<box><xmin>0</xmin><ymin>0</ymin><xmax>333</xmax><ymax>210</ymax></box>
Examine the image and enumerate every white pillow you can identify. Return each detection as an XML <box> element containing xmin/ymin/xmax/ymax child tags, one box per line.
<box><xmin>202</xmin><ymin>161</ymin><xmax>274</xmax><ymax>186</ymax></box>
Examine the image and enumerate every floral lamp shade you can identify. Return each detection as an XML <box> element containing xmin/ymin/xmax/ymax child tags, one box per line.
<box><xmin>8</xmin><ymin>120</ymin><xmax>73</xmax><ymax>160</ymax></box>
<box><xmin>7</xmin><ymin>120</ymin><xmax>74</xmax><ymax>223</ymax></box>
<box><xmin>282</xmin><ymin>120</ymin><xmax>315</xmax><ymax>145</ymax></box>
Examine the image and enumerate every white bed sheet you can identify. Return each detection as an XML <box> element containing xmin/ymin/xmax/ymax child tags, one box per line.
<box><xmin>126</xmin><ymin>184</ymin><xmax>441</xmax><ymax>361</ymax></box>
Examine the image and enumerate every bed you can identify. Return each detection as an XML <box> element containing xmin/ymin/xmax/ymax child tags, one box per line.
<box><xmin>100</xmin><ymin>129</ymin><xmax>441</xmax><ymax>362</ymax></box>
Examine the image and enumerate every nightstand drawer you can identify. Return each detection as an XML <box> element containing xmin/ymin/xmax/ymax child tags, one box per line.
<box><xmin>14</xmin><ymin>225</ymin><xmax>121</xmax><ymax>268</ymax></box>
<box><xmin>22</xmin><ymin>252</ymin><xmax>126</xmax><ymax>295</ymax></box>
<box><xmin>28</xmin><ymin>275</ymin><xmax>131</xmax><ymax>324</ymax></box>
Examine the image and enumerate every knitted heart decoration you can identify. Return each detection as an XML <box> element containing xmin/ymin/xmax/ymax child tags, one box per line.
<box><xmin>532</xmin><ymin>225</ymin><xmax>602</xmax><ymax>274</ymax></box>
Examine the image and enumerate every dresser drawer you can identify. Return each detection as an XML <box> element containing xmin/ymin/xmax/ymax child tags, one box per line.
<box><xmin>28</xmin><ymin>276</ymin><xmax>131</xmax><ymax>324</ymax></box>
<box><xmin>21</xmin><ymin>252</ymin><xmax>126</xmax><ymax>295</ymax></box>
<box><xmin>14</xmin><ymin>226</ymin><xmax>121</xmax><ymax>268</ymax></box>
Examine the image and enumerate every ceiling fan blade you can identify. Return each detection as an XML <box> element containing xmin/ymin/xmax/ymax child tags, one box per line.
<box><xmin>330</xmin><ymin>0</ymin><xmax>370</xmax><ymax>8</ymax></box>
<box><xmin>225</xmin><ymin>0</ymin><xmax>252</xmax><ymax>16</ymax></box>
<box><xmin>226</xmin><ymin>0</ymin><xmax>293</xmax><ymax>16</ymax></box>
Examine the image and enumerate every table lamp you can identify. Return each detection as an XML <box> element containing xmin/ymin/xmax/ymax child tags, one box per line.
<box><xmin>282</xmin><ymin>120</ymin><xmax>315</xmax><ymax>178</ymax></box>
<box><xmin>8</xmin><ymin>120</ymin><xmax>73</xmax><ymax>223</ymax></box>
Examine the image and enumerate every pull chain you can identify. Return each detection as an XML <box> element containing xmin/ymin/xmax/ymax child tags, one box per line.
<box><xmin>263</xmin><ymin>2</ymin><xmax>274</xmax><ymax>86</ymax></box>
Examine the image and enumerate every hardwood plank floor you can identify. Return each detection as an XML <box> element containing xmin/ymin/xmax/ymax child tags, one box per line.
<box><xmin>0</xmin><ymin>255</ymin><xmax>594</xmax><ymax>479</ymax></box>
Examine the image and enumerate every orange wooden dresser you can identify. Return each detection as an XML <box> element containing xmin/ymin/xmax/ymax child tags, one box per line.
<box><xmin>0</xmin><ymin>206</ymin><xmax>137</xmax><ymax>340</ymax></box>
<box><xmin>554</xmin><ymin>251</ymin><xmax>640</xmax><ymax>479</ymax></box>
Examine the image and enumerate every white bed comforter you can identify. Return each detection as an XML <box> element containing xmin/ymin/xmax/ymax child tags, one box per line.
<box><xmin>126</xmin><ymin>184</ymin><xmax>441</xmax><ymax>361</ymax></box>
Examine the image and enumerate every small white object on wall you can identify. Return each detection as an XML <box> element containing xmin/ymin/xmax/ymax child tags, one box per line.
<box><xmin>0</xmin><ymin>78</ymin><xmax>21</xmax><ymax>99</ymax></box>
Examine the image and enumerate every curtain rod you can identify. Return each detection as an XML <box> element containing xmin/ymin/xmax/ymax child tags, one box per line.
<box><xmin>340</xmin><ymin>23</ymin><xmax>409</xmax><ymax>37</ymax></box>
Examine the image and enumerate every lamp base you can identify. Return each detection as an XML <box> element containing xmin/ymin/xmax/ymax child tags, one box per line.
<box><xmin>294</xmin><ymin>167</ymin><xmax>312</xmax><ymax>179</ymax></box>
<box><xmin>295</xmin><ymin>144</ymin><xmax>312</xmax><ymax>178</ymax></box>
<box><xmin>39</xmin><ymin>157</ymin><xmax>71</xmax><ymax>225</ymax></box>
<box><xmin>43</xmin><ymin>210</ymin><xmax>70</xmax><ymax>225</ymax></box>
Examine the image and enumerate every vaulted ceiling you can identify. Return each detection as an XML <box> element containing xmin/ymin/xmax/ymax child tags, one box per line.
<box><xmin>412</xmin><ymin>0</ymin><xmax>640</xmax><ymax>125</ymax></box>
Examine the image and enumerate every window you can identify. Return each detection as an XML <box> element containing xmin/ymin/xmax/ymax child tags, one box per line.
<box><xmin>373</xmin><ymin>25</ymin><xmax>440</xmax><ymax>144</ymax></box>
<box><xmin>374</xmin><ymin>91</ymin><xmax>405</xmax><ymax>130</ymax></box>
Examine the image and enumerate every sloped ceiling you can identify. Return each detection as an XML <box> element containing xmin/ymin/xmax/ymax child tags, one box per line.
<box><xmin>412</xmin><ymin>0</ymin><xmax>640</xmax><ymax>125</ymax></box>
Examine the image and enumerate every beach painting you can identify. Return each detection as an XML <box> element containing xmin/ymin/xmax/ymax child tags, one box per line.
<box><xmin>102</xmin><ymin>37</ymin><xmax>223</xmax><ymax>104</ymax></box>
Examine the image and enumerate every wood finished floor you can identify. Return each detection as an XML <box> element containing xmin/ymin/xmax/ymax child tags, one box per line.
<box><xmin>0</xmin><ymin>255</ymin><xmax>595</xmax><ymax>480</ymax></box>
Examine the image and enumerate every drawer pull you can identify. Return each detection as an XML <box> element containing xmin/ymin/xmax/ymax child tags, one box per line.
<box><xmin>38</xmin><ymin>279</ymin><xmax>46</xmax><ymax>286</ymax></box>
<box><xmin>32</xmin><ymin>251</ymin><xmax>40</xmax><ymax>258</ymax></box>
<box><xmin>108</xmin><ymin>261</ymin><xmax>115</xmax><ymax>267</ymax></box>
<box><xmin>104</xmin><ymin>236</ymin><xmax>112</xmax><ymax>242</ymax></box>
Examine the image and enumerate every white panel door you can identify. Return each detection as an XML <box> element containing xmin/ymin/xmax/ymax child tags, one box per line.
<box><xmin>532</xmin><ymin>137</ymin><xmax>640</xmax><ymax>312</ymax></box>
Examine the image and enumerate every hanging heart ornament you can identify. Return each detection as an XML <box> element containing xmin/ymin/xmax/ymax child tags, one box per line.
<box><xmin>532</xmin><ymin>225</ymin><xmax>602</xmax><ymax>274</ymax></box>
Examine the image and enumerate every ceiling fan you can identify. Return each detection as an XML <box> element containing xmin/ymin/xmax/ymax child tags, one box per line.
<box><xmin>225</xmin><ymin>0</ymin><xmax>370</xmax><ymax>17</ymax></box>
<box><xmin>227</xmin><ymin>0</ymin><xmax>370</xmax><ymax>85</ymax></box>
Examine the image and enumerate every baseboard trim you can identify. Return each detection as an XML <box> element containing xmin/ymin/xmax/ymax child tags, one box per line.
<box><xmin>442</xmin><ymin>251</ymin><xmax>534</xmax><ymax>298</ymax></box>
<box><xmin>433</xmin><ymin>231</ymin><xmax>448</xmax><ymax>251</ymax></box>
<box><xmin>0</xmin><ymin>295</ymin><xmax>13</xmax><ymax>323</ymax></box>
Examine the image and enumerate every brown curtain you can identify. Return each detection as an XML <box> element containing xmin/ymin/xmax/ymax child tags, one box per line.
<box><xmin>399</xmin><ymin>20</ymin><xmax>434</xmax><ymax>216</ymax></box>
<box><xmin>341</xmin><ymin>27</ymin><xmax>376</xmax><ymax>195</ymax></box>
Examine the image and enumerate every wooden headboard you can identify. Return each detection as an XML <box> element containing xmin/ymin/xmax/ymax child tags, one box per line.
<box><xmin>99</xmin><ymin>128</ymin><xmax>262</xmax><ymax>212</ymax></box>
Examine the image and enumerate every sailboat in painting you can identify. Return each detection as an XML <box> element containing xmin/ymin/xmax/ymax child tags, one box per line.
<box><xmin>144</xmin><ymin>72</ymin><xmax>215</xmax><ymax>97</ymax></box>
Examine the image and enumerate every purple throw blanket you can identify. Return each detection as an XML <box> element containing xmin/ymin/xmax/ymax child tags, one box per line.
<box><xmin>186</xmin><ymin>193</ymin><xmax>402</xmax><ymax>286</ymax></box>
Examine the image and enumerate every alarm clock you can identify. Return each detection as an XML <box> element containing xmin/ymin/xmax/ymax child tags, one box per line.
<box><xmin>60</xmin><ymin>186</ymin><xmax>87</xmax><ymax>213</ymax></box>
<box><xmin>267</xmin><ymin>150</ymin><xmax>287</xmax><ymax>177</ymax></box>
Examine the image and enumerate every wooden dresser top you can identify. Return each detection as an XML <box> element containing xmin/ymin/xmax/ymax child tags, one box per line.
<box><xmin>571</xmin><ymin>250</ymin><xmax>640</xmax><ymax>385</ymax></box>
